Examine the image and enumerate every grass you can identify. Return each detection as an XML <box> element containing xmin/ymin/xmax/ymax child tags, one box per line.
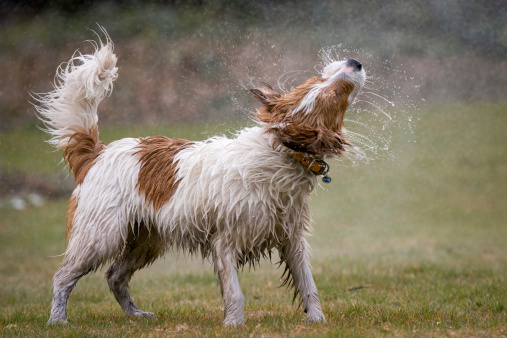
<box><xmin>1</xmin><ymin>102</ymin><xmax>506</xmax><ymax>336</ymax></box>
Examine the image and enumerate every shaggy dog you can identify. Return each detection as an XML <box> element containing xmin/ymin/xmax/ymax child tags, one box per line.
<box><xmin>36</xmin><ymin>31</ymin><xmax>365</xmax><ymax>326</ymax></box>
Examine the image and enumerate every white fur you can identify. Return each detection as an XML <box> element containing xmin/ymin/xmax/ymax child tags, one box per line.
<box><xmin>34</xmin><ymin>31</ymin><xmax>117</xmax><ymax>149</ymax></box>
<box><xmin>292</xmin><ymin>59</ymin><xmax>366</xmax><ymax>115</ymax></box>
<box><xmin>64</xmin><ymin>138</ymin><xmax>142</xmax><ymax>266</ymax></box>
<box><xmin>65</xmin><ymin>128</ymin><xmax>316</xmax><ymax>265</ymax></box>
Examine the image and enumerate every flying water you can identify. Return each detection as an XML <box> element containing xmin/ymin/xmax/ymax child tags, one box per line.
<box><xmin>221</xmin><ymin>41</ymin><xmax>420</xmax><ymax>168</ymax></box>
<box><xmin>317</xmin><ymin>44</ymin><xmax>420</xmax><ymax>167</ymax></box>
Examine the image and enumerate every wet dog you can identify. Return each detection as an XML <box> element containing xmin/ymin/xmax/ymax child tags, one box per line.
<box><xmin>36</xmin><ymin>30</ymin><xmax>365</xmax><ymax>325</ymax></box>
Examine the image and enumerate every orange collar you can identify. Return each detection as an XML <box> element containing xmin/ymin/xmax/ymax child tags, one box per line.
<box><xmin>289</xmin><ymin>153</ymin><xmax>330</xmax><ymax>177</ymax></box>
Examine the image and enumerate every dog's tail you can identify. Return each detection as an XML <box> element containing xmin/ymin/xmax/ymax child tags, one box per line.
<box><xmin>34</xmin><ymin>31</ymin><xmax>117</xmax><ymax>179</ymax></box>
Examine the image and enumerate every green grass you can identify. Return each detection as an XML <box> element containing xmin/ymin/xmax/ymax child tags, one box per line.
<box><xmin>1</xmin><ymin>102</ymin><xmax>506</xmax><ymax>336</ymax></box>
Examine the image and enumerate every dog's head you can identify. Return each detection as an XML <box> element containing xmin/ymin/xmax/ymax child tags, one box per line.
<box><xmin>250</xmin><ymin>58</ymin><xmax>365</xmax><ymax>157</ymax></box>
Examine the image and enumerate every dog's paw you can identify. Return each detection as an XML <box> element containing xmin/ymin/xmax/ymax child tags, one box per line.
<box><xmin>131</xmin><ymin>310</ymin><xmax>155</xmax><ymax>318</ymax></box>
<box><xmin>47</xmin><ymin>317</ymin><xmax>68</xmax><ymax>325</ymax></box>
<box><xmin>306</xmin><ymin>311</ymin><xmax>326</xmax><ymax>323</ymax></box>
<box><xmin>223</xmin><ymin>316</ymin><xmax>245</xmax><ymax>326</ymax></box>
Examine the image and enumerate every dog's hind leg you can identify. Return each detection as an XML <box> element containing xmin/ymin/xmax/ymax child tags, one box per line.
<box><xmin>48</xmin><ymin>262</ymin><xmax>92</xmax><ymax>325</ymax></box>
<box><xmin>48</xmin><ymin>216</ymin><xmax>115</xmax><ymax>325</ymax></box>
<box><xmin>48</xmin><ymin>226</ymin><xmax>121</xmax><ymax>325</ymax></box>
<box><xmin>212</xmin><ymin>239</ymin><xmax>245</xmax><ymax>326</ymax></box>
<box><xmin>105</xmin><ymin>222</ymin><xmax>163</xmax><ymax>318</ymax></box>
<box><xmin>278</xmin><ymin>237</ymin><xmax>326</xmax><ymax>323</ymax></box>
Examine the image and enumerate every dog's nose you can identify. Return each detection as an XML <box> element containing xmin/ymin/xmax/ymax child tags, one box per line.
<box><xmin>346</xmin><ymin>58</ymin><xmax>362</xmax><ymax>71</ymax></box>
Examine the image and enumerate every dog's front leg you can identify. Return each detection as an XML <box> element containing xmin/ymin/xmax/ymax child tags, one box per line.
<box><xmin>212</xmin><ymin>240</ymin><xmax>245</xmax><ymax>326</ymax></box>
<box><xmin>280</xmin><ymin>238</ymin><xmax>326</xmax><ymax>323</ymax></box>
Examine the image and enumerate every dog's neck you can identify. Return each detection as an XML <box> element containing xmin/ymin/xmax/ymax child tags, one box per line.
<box><xmin>269</xmin><ymin>135</ymin><xmax>331</xmax><ymax>179</ymax></box>
<box><xmin>288</xmin><ymin>152</ymin><xmax>330</xmax><ymax>176</ymax></box>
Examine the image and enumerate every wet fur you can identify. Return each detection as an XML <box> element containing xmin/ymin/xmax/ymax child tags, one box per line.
<box><xmin>35</xmin><ymin>31</ymin><xmax>365</xmax><ymax>326</ymax></box>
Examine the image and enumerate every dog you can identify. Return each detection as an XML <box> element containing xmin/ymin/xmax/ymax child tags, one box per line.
<box><xmin>35</xmin><ymin>31</ymin><xmax>365</xmax><ymax>326</ymax></box>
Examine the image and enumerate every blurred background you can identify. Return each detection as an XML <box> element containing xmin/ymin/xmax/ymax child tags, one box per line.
<box><xmin>1</xmin><ymin>0</ymin><xmax>506</xmax><ymax>199</ymax></box>
<box><xmin>1</xmin><ymin>1</ymin><xmax>506</xmax><ymax>334</ymax></box>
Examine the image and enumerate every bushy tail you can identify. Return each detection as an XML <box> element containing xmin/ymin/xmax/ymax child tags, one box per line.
<box><xmin>34</xmin><ymin>30</ymin><xmax>118</xmax><ymax>151</ymax></box>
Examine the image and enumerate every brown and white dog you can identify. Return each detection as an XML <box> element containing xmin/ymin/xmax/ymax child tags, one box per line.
<box><xmin>36</xmin><ymin>32</ymin><xmax>365</xmax><ymax>325</ymax></box>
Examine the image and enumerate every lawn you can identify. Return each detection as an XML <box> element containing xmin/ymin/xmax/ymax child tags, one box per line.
<box><xmin>0</xmin><ymin>102</ymin><xmax>506</xmax><ymax>336</ymax></box>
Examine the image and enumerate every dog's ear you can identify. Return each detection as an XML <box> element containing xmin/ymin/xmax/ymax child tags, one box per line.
<box><xmin>249</xmin><ymin>83</ymin><xmax>281</xmax><ymax>110</ymax></box>
<box><xmin>269</xmin><ymin>121</ymin><xmax>352</xmax><ymax>157</ymax></box>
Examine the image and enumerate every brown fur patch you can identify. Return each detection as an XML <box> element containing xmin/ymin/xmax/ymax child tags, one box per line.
<box><xmin>249</xmin><ymin>83</ymin><xmax>282</xmax><ymax>110</ymax></box>
<box><xmin>136</xmin><ymin>136</ymin><xmax>194</xmax><ymax>210</ymax></box>
<box><xmin>61</xmin><ymin>124</ymin><xmax>106</xmax><ymax>185</ymax></box>
<box><xmin>66</xmin><ymin>194</ymin><xmax>78</xmax><ymax>244</ymax></box>
<box><xmin>252</xmin><ymin>77</ymin><xmax>355</xmax><ymax>157</ymax></box>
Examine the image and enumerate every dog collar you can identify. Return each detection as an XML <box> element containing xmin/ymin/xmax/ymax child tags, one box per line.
<box><xmin>289</xmin><ymin>153</ymin><xmax>332</xmax><ymax>183</ymax></box>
